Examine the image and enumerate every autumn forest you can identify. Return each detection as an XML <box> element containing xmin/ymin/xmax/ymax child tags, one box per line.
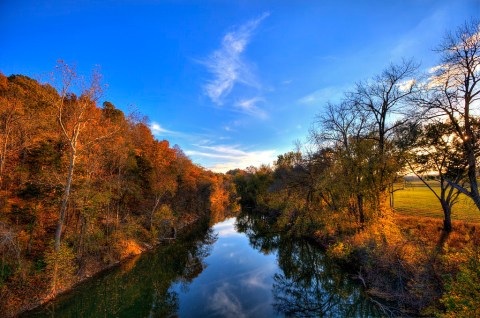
<box><xmin>0</xmin><ymin>64</ymin><xmax>239</xmax><ymax>315</ymax></box>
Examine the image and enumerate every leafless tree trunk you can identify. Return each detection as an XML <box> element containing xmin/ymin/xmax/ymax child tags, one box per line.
<box><xmin>416</xmin><ymin>20</ymin><xmax>480</xmax><ymax>210</ymax></box>
<box><xmin>54</xmin><ymin>143</ymin><xmax>77</xmax><ymax>252</ymax></box>
<box><xmin>148</xmin><ymin>195</ymin><xmax>161</xmax><ymax>231</ymax></box>
<box><xmin>51</xmin><ymin>62</ymin><xmax>102</xmax><ymax>253</ymax></box>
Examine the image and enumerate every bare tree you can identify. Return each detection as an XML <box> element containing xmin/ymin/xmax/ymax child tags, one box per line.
<box><xmin>346</xmin><ymin>59</ymin><xmax>419</xmax><ymax>205</ymax></box>
<box><xmin>417</xmin><ymin>20</ymin><xmax>480</xmax><ymax>210</ymax></box>
<box><xmin>52</xmin><ymin>62</ymin><xmax>103</xmax><ymax>253</ymax></box>
<box><xmin>348</xmin><ymin>59</ymin><xmax>419</xmax><ymax>156</ymax></box>
<box><xmin>311</xmin><ymin>101</ymin><xmax>371</xmax><ymax>223</ymax></box>
<box><xmin>313</xmin><ymin>101</ymin><xmax>368</xmax><ymax>152</ymax></box>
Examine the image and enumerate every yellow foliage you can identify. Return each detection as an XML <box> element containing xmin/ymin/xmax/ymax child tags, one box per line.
<box><xmin>118</xmin><ymin>239</ymin><xmax>142</xmax><ymax>259</ymax></box>
<box><xmin>44</xmin><ymin>244</ymin><xmax>77</xmax><ymax>292</ymax></box>
<box><xmin>327</xmin><ymin>242</ymin><xmax>352</xmax><ymax>260</ymax></box>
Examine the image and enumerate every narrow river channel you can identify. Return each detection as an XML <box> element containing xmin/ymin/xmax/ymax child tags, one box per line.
<box><xmin>23</xmin><ymin>212</ymin><xmax>380</xmax><ymax>317</ymax></box>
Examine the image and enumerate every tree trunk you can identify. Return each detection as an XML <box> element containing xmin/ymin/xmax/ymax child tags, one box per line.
<box><xmin>466</xmin><ymin>142</ymin><xmax>480</xmax><ymax>211</ymax></box>
<box><xmin>54</xmin><ymin>148</ymin><xmax>76</xmax><ymax>252</ymax></box>
<box><xmin>148</xmin><ymin>196</ymin><xmax>161</xmax><ymax>231</ymax></box>
<box><xmin>357</xmin><ymin>193</ymin><xmax>365</xmax><ymax>224</ymax></box>
<box><xmin>441</xmin><ymin>201</ymin><xmax>452</xmax><ymax>232</ymax></box>
<box><xmin>0</xmin><ymin>129</ymin><xmax>9</xmax><ymax>189</ymax></box>
<box><xmin>390</xmin><ymin>186</ymin><xmax>395</xmax><ymax>208</ymax></box>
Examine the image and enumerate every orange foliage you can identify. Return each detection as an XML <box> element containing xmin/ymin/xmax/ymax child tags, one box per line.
<box><xmin>0</xmin><ymin>72</ymin><xmax>239</xmax><ymax>316</ymax></box>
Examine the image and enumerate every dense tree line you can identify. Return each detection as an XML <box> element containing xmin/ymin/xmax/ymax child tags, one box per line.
<box><xmin>231</xmin><ymin>20</ymin><xmax>480</xmax><ymax>316</ymax></box>
<box><xmin>233</xmin><ymin>20</ymin><xmax>479</xmax><ymax>234</ymax></box>
<box><xmin>0</xmin><ymin>62</ymin><xmax>238</xmax><ymax>315</ymax></box>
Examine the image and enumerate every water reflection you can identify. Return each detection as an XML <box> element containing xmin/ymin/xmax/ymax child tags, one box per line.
<box><xmin>22</xmin><ymin>218</ymin><xmax>217</xmax><ymax>318</ymax></box>
<box><xmin>236</xmin><ymin>211</ymin><xmax>381</xmax><ymax>317</ymax></box>
<box><xmin>174</xmin><ymin>217</ymin><xmax>280</xmax><ymax>317</ymax></box>
<box><xmin>24</xmin><ymin>211</ymin><xmax>382</xmax><ymax>318</ymax></box>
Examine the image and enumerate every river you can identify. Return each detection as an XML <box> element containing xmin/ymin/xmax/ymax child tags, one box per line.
<box><xmin>22</xmin><ymin>212</ymin><xmax>380</xmax><ymax>317</ymax></box>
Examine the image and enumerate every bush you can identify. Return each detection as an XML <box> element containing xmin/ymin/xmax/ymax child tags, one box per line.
<box><xmin>44</xmin><ymin>243</ymin><xmax>77</xmax><ymax>291</ymax></box>
<box><xmin>327</xmin><ymin>242</ymin><xmax>352</xmax><ymax>260</ymax></box>
<box><xmin>439</xmin><ymin>247</ymin><xmax>480</xmax><ymax>318</ymax></box>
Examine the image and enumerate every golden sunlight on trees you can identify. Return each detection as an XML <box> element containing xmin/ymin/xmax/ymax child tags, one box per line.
<box><xmin>230</xmin><ymin>19</ymin><xmax>480</xmax><ymax>317</ymax></box>
<box><xmin>415</xmin><ymin>20</ymin><xmax>480</xmax><ymax>211</ymax></box>
<box><xmin>0</xmin><ymin>64</ymin><xmax>238</xmax><ymax>315</ymax></box>
<box><xmin>0</xmin><ymin>17</ymin><xmax>479</xmax><ymax>318</ymax></box>
<box><xmin>51</xmin><ymin>61</ymin><xmax>103</xmax><ymax>253</ymax></box>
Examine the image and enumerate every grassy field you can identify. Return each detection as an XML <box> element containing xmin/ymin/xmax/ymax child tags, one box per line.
<box><xmin>392</xmin><ymin>181</ymin><xmax>480</xmax><ymax>223</ymax></box>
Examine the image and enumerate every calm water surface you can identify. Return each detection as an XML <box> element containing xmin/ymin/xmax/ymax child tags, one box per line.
<box><xmin>23</xmin><ymin>213</ymin><xmax>380</xmax><ymax>317</ymax></box>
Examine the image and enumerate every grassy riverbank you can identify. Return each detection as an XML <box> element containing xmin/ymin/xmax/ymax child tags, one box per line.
<box><xmin>312</xmin><ymin>213</ymin><xmax>480</xmax><ymax>316</ymax></box>
<box><xmin>232</xmin><ymin>169</ymin><xmax>480</xmax><ymax>316</ymax></box>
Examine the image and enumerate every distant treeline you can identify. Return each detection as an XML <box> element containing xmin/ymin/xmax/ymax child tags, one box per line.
<box><xmin>0</xmin><ymin>64</ymin><xmax>238</xmax><ymax>315</ymax></box>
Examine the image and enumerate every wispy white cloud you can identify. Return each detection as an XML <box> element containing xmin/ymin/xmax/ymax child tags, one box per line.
<box><xmin>397</xmin><ymin>79</ymin><xmax>416</xmax><ymax>91</ymax></box>
<box><xmin>390</xmin><ymin>8</ymin><xmax>447</xmax><ymax>60</ymax></box>
<box><xmin>185</xmin><ymin>144</ymin><xmax>277</xmax><ymax>173</ymax></box>
<box><xmin>149</xmin><ymin>121</ymin><xmax>196</xmax><ymax>140</ymax></box>
<box><xmin>150</xmin><ymin>122</ymin><xmax>177</xmax><ymax>135</ymax></box>
<box><xmin>298</xmin><ymin>86</ymin><xmax>345</xmax><ymax>105</ymax></box>
<box><xmin>235</xmin><ymin>97</ymin><xmax>267</xmax><ymax>119</ymax></box>
<box><xmin>203</xmin><ymin>12</ymin><xmax>269</xmax><ymax>105</ymax></box>
<box><xmin>241</xmin><ymin>266</ymin><xmax>274</xmax><ymax>290</ymax></box>
<box><xmin>209</xmin><ymin>283</ymin><xmax>246</xmax><ymax>318</ymax></box>
<box><xmin>214</xmin><ymin>218</ymin><xmax>242</xmax><ymax>238</ymax></box>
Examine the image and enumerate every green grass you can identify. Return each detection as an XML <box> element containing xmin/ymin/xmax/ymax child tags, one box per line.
<box><xmin>392</xmin><ymin>181</ymin><xmax>480</xmax><ymax>223</ymax></box>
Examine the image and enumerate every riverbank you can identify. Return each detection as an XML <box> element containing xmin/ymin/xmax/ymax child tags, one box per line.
<box><xmin>17</xmin><ymin>214</ymin><xmax>378</xmax><ymax>317</ymax></box>
<box><xmin>236</xmin><ymin>200</ymin><xmax>480</xmax><ymax>317</ymax></box>
<box><xmin>310</xmin><ymin>213</ymin><xmax>480</xmax><ymax>316</ymax></box>
<box><xmin>5</xmin><ymin>215</ymin><xmax>204</xmax><ymax>318</ymax></box>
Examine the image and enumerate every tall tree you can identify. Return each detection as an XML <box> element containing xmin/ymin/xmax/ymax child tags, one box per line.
<box><xmin>311</xmin><ymin>101</ymin><xmax>371</xmax><ymax>223</ymax></box>
<box><xmin>417</xmin><ymin>20</ymin><xmax>480</xmax><ymax>210</ymax></box>
<box><xmin>51</xmin><ymin>62</ymin><xmax>103</xmax><ymax>253</ymax></box>
<box><xmin>347</xmin><ymin>60</ymin><xmax>418</xmax><ymax>209</ymax></box>
<box><xmin>405</xmin><ymin>121</ymin><xmax>467</xmax><ymax>232</ymax></box>
<box><xmin>146</xmin><ymin>140</ymin><xmax>177</xmax><ymax>231</ymax></box>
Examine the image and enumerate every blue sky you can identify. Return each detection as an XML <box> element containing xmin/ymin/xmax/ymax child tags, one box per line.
<box><xmin>1</xmin><ymin>1</ymin><xmax>478</xmax><ymax>172</ymax></box>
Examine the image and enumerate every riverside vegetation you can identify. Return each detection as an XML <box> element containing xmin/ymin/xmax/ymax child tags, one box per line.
<box><xmin>1</xmin><ymin>19</ymin><xmax>479</xmax><ymax>317</ymax></box>
<box><xmin>228</xmin><ymin>20</ymin><xmax>480</xmax><ymax>317</ymax></box>
<box><xmin>0</xmin><ymin>64</ymin><xmax>239</xmax><ymax>316</ymax></box>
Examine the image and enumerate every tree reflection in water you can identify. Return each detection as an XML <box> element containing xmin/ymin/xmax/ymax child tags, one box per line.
<box><xmin>26</xmin><ymin>211</ymin><xmax>390</xmax><ymax>318</ymax></box>
<box><xmin>22</xmin><ymin>218</ymin><xmax>217</xmax><ymax>318</ymax></box>
<box><xmin>236</xmin><ymin>211</ymin><xmax>382</xmax><ymax>318</ymax></box>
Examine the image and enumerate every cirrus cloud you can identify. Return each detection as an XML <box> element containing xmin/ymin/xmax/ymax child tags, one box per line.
<box><xmin>202</xmin><ymin>12</ymin><xmax>269</xmax><ymax>105</ymax></box>
<box><xmin>235</xmin><ymin>97</ymin><xmax>267</xmax><ymax>119</ymax></box>
<box><xmin>185</xmin><ymin>144</ymin><xmax>277</xmax><ymax>173</ymax></box>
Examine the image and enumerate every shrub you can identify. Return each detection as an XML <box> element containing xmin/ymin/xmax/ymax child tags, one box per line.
<box><xmin>439</xmin><ymin>247</ymin><xmax>480</xmax><ymax>318</ymax></box>
<box><xmin>44</xmin><ymin>243</ymin><xmax>77</xmax><ymax>292</ymax></box>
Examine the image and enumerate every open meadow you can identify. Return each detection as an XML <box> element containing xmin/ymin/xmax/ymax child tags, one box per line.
<box><xmin>392</xmin><ymin>181</ymin><xmax>480</xmax><ymax>223</ymax></box>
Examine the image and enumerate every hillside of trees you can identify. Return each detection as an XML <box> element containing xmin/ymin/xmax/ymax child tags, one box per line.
<box><xmin>230</xmin><ymin>20</ymin><xmax>480</xmax><ymax>316</ymax></box>
<box><xmin>0</xmin><ymin>63</ymin><xmax>239</xmax><ymax>316</ymax></box>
